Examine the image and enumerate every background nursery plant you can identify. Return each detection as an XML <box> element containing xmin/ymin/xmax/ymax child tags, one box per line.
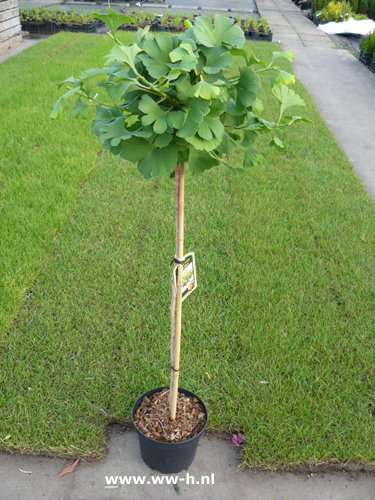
<box><xmin>50</xmin><ymin>9</ymin><xmax>312</xmax><ymax>425</ymax></box>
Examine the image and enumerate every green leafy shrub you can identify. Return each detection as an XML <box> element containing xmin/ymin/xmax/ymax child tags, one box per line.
<box><xmin>248</xmin><ymin>15</ymin><xmax>260</xmax><ymax>32</ymax></box>
<box><xmin>161</xmin><ymin>9</ymin><xmax>172</xmax><ymax>25</ymax></box>
<box><xmin>173</xmin><ymin>10</ymin><xmax>183</xmax><ymax>27</ymax></box>
<box><xmin>50</xmin><ymin>10</ymin><xmax>312</xmax><ymax>178</ymax></box>
<box><xmin>146</xmin><ymin>11</ymin><xmax>155</xmax><ymax>24</ymax></box>
<box><xmin>260</xmin><ymin>16</ymin><xmax>270</xmax><ymax>33</ymax></box>
<box><xmin>244</xmin><ymin>14</ymin><xmax>251</xmax><ymax>31</ymax></box>
<box><xmin>320</xmin><ymin>1</ymin><xmax>353</xmax><ymax>22</ymax></box>
<box><xmin>359</xmin><ymin>29</ymin><xmax>375</xmax><ymax>53</ymax></box>
<box><xmin>359</xmin><ymin>0</ymin><xmax>369</xmax><ymax>13</ymax></box>
<box><xmin>312</xmin><ymin>0</ymin><xmax>329</xmax><ymax>13</ymax></box>
<box><xmin>20</xmin><ymin>7</ymin><xmax>99</xmax><ymax>24</ymax></box>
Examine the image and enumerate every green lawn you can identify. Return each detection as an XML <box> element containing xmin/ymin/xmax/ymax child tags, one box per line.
<box><xmin>1</xmin><ymin>32</ymin><xmax>375</xmax><ymax>468</ymax></box>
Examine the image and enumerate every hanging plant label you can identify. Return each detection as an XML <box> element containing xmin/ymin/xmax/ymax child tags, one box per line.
<box><xmin>173</xmin><ymin>252</ymin><xmax>197</xmax><ymax>302</ymax></box>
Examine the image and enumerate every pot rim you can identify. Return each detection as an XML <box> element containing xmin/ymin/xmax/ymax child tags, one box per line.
<box><xmin>131</xmin><ymin>386</ymin><xmax>208</xmax><ymax>446</ymax></box>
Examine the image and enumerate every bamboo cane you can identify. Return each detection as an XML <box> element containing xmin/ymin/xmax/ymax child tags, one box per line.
<box><xmin>169</xmin><ymin>165</ymin><xmax>180</xmax><ymax>407</ymax></box>
<box><xmin>170</xmin><ymin>162</ymin><xmax>185</xmax><ymax>420</ymax></box>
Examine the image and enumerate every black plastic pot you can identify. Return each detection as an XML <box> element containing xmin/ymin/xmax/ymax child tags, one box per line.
<box><xmin>132</xmin><ymin>386</ymin><xmax>208</xmax><ymax>473</ymax></box>
<box><xmin>359</xmin><ymin>52</ymin><xmax>372</xmax><ymax>68</ymax></box>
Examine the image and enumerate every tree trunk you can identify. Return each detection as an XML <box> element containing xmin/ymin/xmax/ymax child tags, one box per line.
<box><xmin>169</xmin><ymin>162</ymin><xmax>185</xmax><ymax>420</ymax></box>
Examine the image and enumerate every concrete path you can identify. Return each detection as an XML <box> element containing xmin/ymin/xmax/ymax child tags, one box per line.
<box><xmin>2</xmin><ymin>1</ymin><xmax>375</xmax><ymax>499</ymax></box>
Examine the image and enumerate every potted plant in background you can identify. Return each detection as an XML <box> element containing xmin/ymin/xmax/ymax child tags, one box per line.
<box><xmin>50</xmin><ymin>8</ymin><xmax>312</xmax><ymax>473</ymax></box>
<box><xmin>359</xmin><ymin>30</ymin><xmax>375</xmax><ymax>67</ymax></box>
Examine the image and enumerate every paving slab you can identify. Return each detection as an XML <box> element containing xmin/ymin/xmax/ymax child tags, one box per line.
<box><xmin>267</xmin><ymin>25</ymin><xmax>298</xmax><ymax>32</ymax></box>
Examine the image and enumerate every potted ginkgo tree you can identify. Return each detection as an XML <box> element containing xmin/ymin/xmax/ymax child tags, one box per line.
<box><xmin>50</xmin><ymin>8</ymin><xmax>312</xmax><ymax>473</ymax></box>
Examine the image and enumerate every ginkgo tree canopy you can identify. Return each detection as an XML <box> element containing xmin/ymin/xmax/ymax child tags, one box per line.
<box><xmin>50</xmin><ymin>10</ymin><xmax>313</xmax><ymax>178</ymax></box>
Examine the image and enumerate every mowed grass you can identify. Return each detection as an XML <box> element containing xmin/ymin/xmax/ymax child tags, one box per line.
<box><xmin>1</xmin><ymin>32</ymin><xmax>375</xmax><ymax>468</ymax></box>
<box><xmin>0</xmin><ymin>31</ymin><xmax>135</xmax><ymax>338</ymax></box>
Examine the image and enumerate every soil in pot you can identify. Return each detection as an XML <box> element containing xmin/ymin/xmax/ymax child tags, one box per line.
<box><xmin>133</xmin><ymin>388</ymin><xmax>206</xmax><ymax>443</ymax></box>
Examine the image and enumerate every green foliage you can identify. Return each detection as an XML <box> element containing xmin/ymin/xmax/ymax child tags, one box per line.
<box><xmin>359</xmin><ymin>0</ymin><xmax>369</xmax><ymax>13</ymax></box>
<box><xmin>349</xmin><ymin>0</ymin><xmax>359</xmax><ymax>11</ymax></box>
<box><xmin>173</xmin><ymin>10</ymin><xmax>183</xmax><ymax>27</ymax></box>
<box><xmin>51</xmin><ymin>11</ymin><xmax>311</xmax><ymax>179</ymax></box>
<box><xmin>20</xmin><ymin>6</ymin><xmax>101</xmax><ymax>24</ymax></box>
<box><xmin>359</xmin><ymin>29</ymin><xmax>375</xmax><ymax>53</ymax></box>
<box><xmin>320</xmin><ymin>1</ymin><xmax>354</xmax><ymax>22</ymax></box>
<box><xmin>315</xmin><ymin>0</ymin><xmax>373</xmax><ymax>15</ymax></box>
<box><xmin>160</xmin><ymin>9</ymin><xmax>172</xmax><ymax>25</ymax></box>
<box><xmin>312</xmin><ymin>0</ymin><xmax>329</xmax><ymax>13</ymax></box>
<box><xmin>244</xmin><ymin>15</ymin><xmax>251</xmax><ymax>31</ymax></box>
<box><xmin>246</xmin><ymin>16</ymin><xmax>260</xmax><ymax>32</ymax></box>
<box><xmin>260</xmin><ymin>16</ymin><xmax>270</xmax><ymax>34</ymax></box>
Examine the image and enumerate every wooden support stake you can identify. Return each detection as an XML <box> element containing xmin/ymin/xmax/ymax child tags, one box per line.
<box><xmin>169</xmin><ymin>165</ymin><xmax>180</xmax><ymax>406</ymax></box>
<box><xmin>170</xmin><ymin>162</ymin><xmax>185</xmax><ymax>420</ymax></box>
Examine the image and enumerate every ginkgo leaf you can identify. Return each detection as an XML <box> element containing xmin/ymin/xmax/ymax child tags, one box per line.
<box><xmin>132</xmin><ymin>25</ymin><xmax>153</xmax><ymax>45</ymax></box>
<box><xmin>167</xmin><ymin>54</ymin><xmax>198</xmax><ymax>79</ymax></box>
<box><xmin>153</xmin><ymin>116</ymin><xmax>168</xmax><ymax>134</ymax></box>
<box><xmin>119</xmin><ymin>137</ymin><xmax>153</xmax><ymax>163</ymax></box>
<box><xmin>198</xmin><ymin>121</ymin><xmax>213</xmax><ymax>140</ymax></box>
<box><xmin>276</xmin><ymin>71</ymin><xmax>296</xmax><ymax>85</ymax></box>
<box><xmin>169</xmin><ymin>46</ymin><xmax>191</xmax><ymax>62</ymax></box>
<box><xmin>49</xmin><ymin>86</ymin><xmax>81</xmax><ymax>119</ymax></box>
<box><xmin>137</xmin><ymin>142</ymin><xmax>178</xmax><ymax>178</ymax></box>
<box><xmin>154</xmin><ymin>133</ymin><xmax>173</xmax><ymax>148</ymax></box>
<box><xmin>184</xmin><ymin>134</ymin><xmax>221</xmax><ymax>152</ymax></box>
<box><xmin>139</xmin><ymin>94</ymin><xmax>165</xmax><ymax>126</ymax></box>
<box><xmin>187</xmin><ymin>147</ymin><xmax>220</xmax><ymax>175</ymax></box>
<box><xmin>282</xmin><ymin>115</ymin><xmax>314</xmax><ymax>126</ymax></box>
<box><xmin>193</xmin><ymin>15</ymin><xmax>244</xmax><ymax>48</ymax></box>
<box><xmin>215</xmin><ymin>16</ymin><xmax>244</xmax><ymax>48</ymax></box>
<box><xmin>104</xmin><ymin>44</ymin><xmax>142</xmax><ymax>74</ymax></box>
<box><xmin>106</xmin><ymin>80</ymin><xmax>138</xmax><ymax>100</ymax></box>
<box><xmin>193</xmin><ymin>16</ymin><xmax>215</xmax><ymax>47</ymax></box>
<box><xmin>234</xmin><ymin>67</ymin><xmax>261</xmax><ymax>112</ymax></box>
<box><xmin>271</xmin><ymin>137</ymin><xmax>286</xmax><ymax>152</ymax></box>
<box><xmin>166</xmin><ymin>111</ymin><xmax>186</xmax><ymax>130</ymax></box>
<box><xmin>80</xmin><ymin>72</ymin><xmax>108</xmax><ymax>96</ymax></box>
<box><xmin>139</xmin><ymin>35</ymin><xmax>175</xmax><ymax>79</ymax></box>
<box><xmin>186</xmin><ymin>78</ymin><xmax>221</xmax><ymax>100</ymax></box>
<box><xmin>176</xmin><ymin>115</ymin><xmax>200</xmax><ymax>138</ymax></box>
<box><xmin>49</xmin><ymin>98</ymin><xmax>65</xmax><ymax>120</ymax></box>
<box><xmin>243</xmin><ymin>146</ymin><xmax>263</xmax><ymax>168</ymax></box>
<box><xmin>271</xmin><ymin>50</ymin><xmax>295</xmax><ymax>64</ymax></box>
<box><xmin>92</xmin><ymin>8</ymin><xmax>134</xmax><ymax>37</ymax></box>
<box><xmin>201</xmin><ymin>46</ymin><xmax>232</xmax><ymax>74</ymax></box>
<box><xmin>272</xmin><ymin>84</ymin><xmax>305</xmax><ymax>118</ymax></box>
<box><xmin>99</xmin><ymin>117</ymin><xmax>132</xmax><ymax>143</ymax></box>
<box><xmin>190</xmin><ymin>98</ymin><xmax>211</xmax><ymax>117</ymax></box>
<box><xmin>70</xmin><ymin>97</ymin><xmax>90</xmax><ymax>120</ymax></box>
